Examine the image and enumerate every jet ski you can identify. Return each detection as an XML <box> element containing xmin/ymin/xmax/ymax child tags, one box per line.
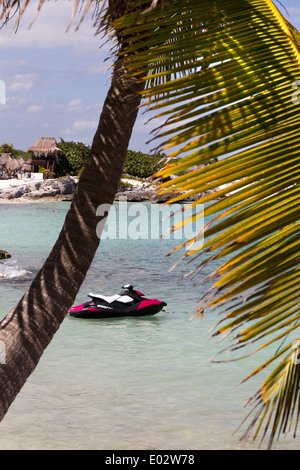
<box><xmin>68</xmin><ymin>284</ymin><xmax>167</xmax><ymax>319</ymax></box>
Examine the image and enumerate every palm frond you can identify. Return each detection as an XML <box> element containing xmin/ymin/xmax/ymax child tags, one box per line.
<box><xmin>0</xmin><ymin>0</ymin><xmax>102</xmax><ymax>31</ymax></box>
<box><xmin>116</xmin><ymin>0</ymin><xmax>300</xmax><ymax>447</ymax></box>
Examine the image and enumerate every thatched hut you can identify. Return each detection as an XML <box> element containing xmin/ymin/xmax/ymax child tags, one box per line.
<box><xmin>0</xmin><ymin>154</ymin><xmax>12</xmax><ymax>168</ymax></box>
<box><xmin>17</xmin><ymin>157</ymin><xmax>25</xmax><ymax>166</ymax></box>
<box><xmin>0</xmin><ymin>154</ymin><xmax>12</xmax><ymax>174</ymax></box>
<box><xmin>0</xmin><ymin>154</ymin><xmax>31</xmax><ymax>177</ymax></box>
<box><xmin>21</xmin><ymin>159</ymin><xmax>32</xmax><ymax>172</ymax></box>
<box><xmin>6</xmin><ymin>158</ymin><xmax>22</xmax><ymax>171</ymax></box>
<box><xmin>26</xmin><ymin>137</ymin><xmax>62</xmax><ymax>176</ymax></box>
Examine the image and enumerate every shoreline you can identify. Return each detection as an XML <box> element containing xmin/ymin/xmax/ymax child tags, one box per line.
<box><xmin>0</xmin><ymin>197</ymin><xmax>73</xmax><ymax>204</ymax></box>
<box><xmin>0</xmin><ymin>177</ymin><xmax>223</xmax><ymax>204</ymax></box>
<box><xmin>0</xmin><ymin>177</ymin><xmax>158</xmax><ymax>203</ymax></box>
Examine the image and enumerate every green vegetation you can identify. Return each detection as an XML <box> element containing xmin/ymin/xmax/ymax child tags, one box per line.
<box><xmin>123</xmin><ymin>150</ymin><xmax>167</xmax><ymax>178</ymax></box>
<box><xmin>57</xmin><ymin>139</ymin><xmax>90</xmax><ymax>176</ymax></box>
<box><xmin>118</xmin><ymin>180</ymin><xmax>134</xmax><ymax>190</ymax></box>
<box><xmin>1</xmin><ymin>140</ymin><xmax>167</xmax><ymax>179</ymax></box>
<box><xmin>56</xmin><ymin>139</ymin><xmax>167</xmax><ymax>178</ymax></box>
<box><xmin>0</xmin><ymin>143</ymin><xmax>29</xmax><ymax>159</ymax></box>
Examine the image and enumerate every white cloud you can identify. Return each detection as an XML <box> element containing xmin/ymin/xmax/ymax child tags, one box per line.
<box><xmin>27</xmin><ymin>104</ymin><xmax>43</xmax><ymax>113</ymax></box>
<box><xmin>65</xmin><ymin>99</ymin><xmax>84</xmax><ymax>112</ymax></box>
<box><xmin>61</xmin><ymin>119</ymin><xmax>98</xmax><ymax>138</ymax></box>
<box><xmin>73</xmin><ymin>120</ymin><xmax>98</xmax><ymax>130</ymax></box>
<box><xmin>63</xmin><ymin>99</ymin><xmax>102</xmax><ymax>114</ymax></box>
<box><xmin>6</xmin><ymin>96</ymin><xmax>26</xmax><ymax>107</ymax></box>
<box><xmin>0</xmin><ymin>0</ymin><xmax>105</xmax><ymax>51</ymax></box>
<box><xmin>7</xmin><ymin>73</ymin><xmax>37</xmax><ymax>92</ymax></box>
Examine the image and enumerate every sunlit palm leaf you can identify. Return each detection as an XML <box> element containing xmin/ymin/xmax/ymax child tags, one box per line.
<box><xmin>116</xmin><ymin>0</ymin><xmax>300</xmax><ymax>448</ymax></box>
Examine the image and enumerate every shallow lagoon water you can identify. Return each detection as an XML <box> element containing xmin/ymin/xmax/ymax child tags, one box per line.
<box><xmin>0</xmin><ymin>201</ymin><xmax>298</xmax><ymax>450</ymax></box>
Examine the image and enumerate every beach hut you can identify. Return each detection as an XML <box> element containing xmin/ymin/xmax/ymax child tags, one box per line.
<box><xmin>17</xmin><ymin>157</ymin><xmax>25</xmax><ymax>166</ymax></box>
<box><xmin>0</xmin><ymin>156</ymin><xmax>5</xmax><ymax>174</ymax></box>
<box><xmin>0</xmin><ymin>154</ymin><xmax>12</xmax><ymax>167</ymax></box>
<box><xmin>26</xmin><ymin>137</ymin><xmax>62</xmax><ymax>176</ymax></box>
<box><xmin>0</xmin><ymin>154</ymin><xmax>12</xmax><ymax>176</ymax></box>
<box><xmin>6</xmin><ymin>158</ymin><xmax>22</xmax><ymax>171</ymax></box>
<box><xmin>21</xmin><ymin>158</ymin><xmax>32</xmax><ymax>172</ymax></box>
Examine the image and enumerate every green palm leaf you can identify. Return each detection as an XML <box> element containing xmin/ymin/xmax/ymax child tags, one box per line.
<box><xmin>116</xmin><ymin>0</ymin><xmax>300</xmax><ymax>448</ymax></box>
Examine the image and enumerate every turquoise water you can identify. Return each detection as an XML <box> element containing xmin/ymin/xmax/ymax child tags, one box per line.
<box><xmin>0</xmin><ymin>201</ymin><xmax>298</xmax><ymax>450</ymax></box>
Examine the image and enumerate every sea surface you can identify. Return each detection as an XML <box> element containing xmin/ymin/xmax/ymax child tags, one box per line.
<box><xmin>0</xmin><ymin>200</ymin><xmax>298</xmax><ymax>450</ymax></box>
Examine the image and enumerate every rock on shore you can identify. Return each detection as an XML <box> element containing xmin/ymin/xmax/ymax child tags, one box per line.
<box><xmin>0</xmin><ymin>178</ymin><xmax>76</xmax><ymax>201</ymax></box>
<box><xmin>0</xmin><ymin>177</ymin><xmax>218</xmax><ymax>202</ymax></box>
<box><xmin>115</xmin><ymin>186</ymin><xmax>217</xmax><ymax>202</ymax></box>
<box><xmin>0</xmin><ymin>250</ymin><xmax>11</xmax><ymax>260</ymax></box>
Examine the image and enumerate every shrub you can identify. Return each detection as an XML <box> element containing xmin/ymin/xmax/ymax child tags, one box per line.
<box><xmin>56</xmin><ymin>141</ymin><xmax>167</xmax><ymax>178</ymax></box>
<box><xmin>123</xmin><ymin>150</ymin><xmax>167</xmax><ymax>178</ymax></box>
<box><xmin>58</xmin><ymin>138</ymin><xmax>90</xmax><ymax>176</ymax></box>
<box><xmin>0</xmin><ymin>143</ymin><xmax>29</xmax><ymax>159</ymax></box>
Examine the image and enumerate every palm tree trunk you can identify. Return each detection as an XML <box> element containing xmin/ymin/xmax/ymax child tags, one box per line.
<box><xmin>0</xmin><ymin>55</ymin><xmax>146</xmax><ymax>421</ymax></box>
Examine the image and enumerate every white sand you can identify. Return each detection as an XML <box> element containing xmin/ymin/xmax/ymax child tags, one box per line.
<box><xmin>121</xmin><ymin>178</ymin><xmax>144</xmax><ymax>186</ymax></box>
<box><xmin>0</xmin><ymin>178</ymin><xmax>35</xmax><ymax>190</ymax></box>
<box><xmin>0</xmin><ymin>177</ymin><xmax>145</xmax><ymax>190</ymax></box>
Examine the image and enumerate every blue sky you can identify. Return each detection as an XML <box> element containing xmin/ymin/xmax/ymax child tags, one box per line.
<box><xmin>0</xmin><ymin>0</ymin><xmax>300</xmax><ymax>154</ymax></box>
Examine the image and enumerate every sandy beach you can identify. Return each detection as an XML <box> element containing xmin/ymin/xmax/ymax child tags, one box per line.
<box><xmin>0</xmin><ymin>177</ymin><xmax>152</xmax><ymax>203</ymax></box>
<box><xmin>0</xmin><ymin>177</ymin><xmax>143</xmax><ymax>191</ymax></box>
<box><xmin>0</xmin><ymin>178</ymin><xmax>36</xmax><ymax>190</ymax></box>
<box><xmin>0</xmin><ymin>179</ymin><xmax>38</xmax><ymax>202</ymax></box>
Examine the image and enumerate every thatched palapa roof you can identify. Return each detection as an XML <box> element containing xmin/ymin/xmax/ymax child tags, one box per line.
<box><xmin>0</xmin><ymin>153</ymin><xmax>12</xmax><ymax>162</ymax></box>
<box><xmin>26</xmin><ymin>137</ymin><xmax>62</xmax><ymax>157</ymax></box>
<box><xmin>0</xmin><ymin>154</ymin><xmax>30</xmax><ymax>171</ymax></box>
<box><xmin>0</xmin><ymin>154</ymin><xmax>11</xmax><ymax>169</ymax></box>
<box><xmin>21</xmin><ymin>162</ymin><xmax>32</xmax><ymax>172</ymax></box>
<box><xmin>6</xmin><ymin>158</ymin><xmax>22</xmax><ymax>171</ymax></box>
